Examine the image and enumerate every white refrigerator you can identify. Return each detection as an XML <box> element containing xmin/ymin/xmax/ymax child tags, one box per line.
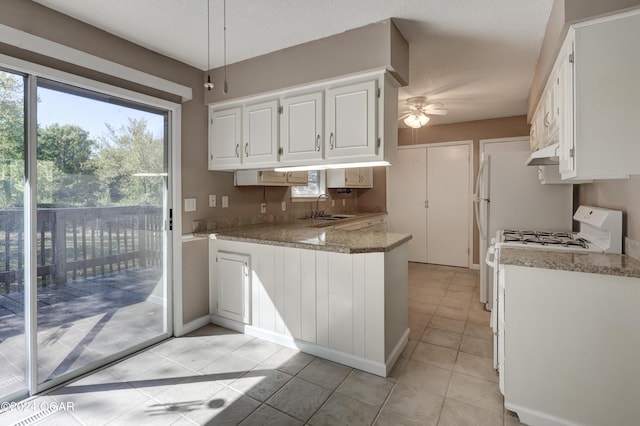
<box><xmin>475</xmin><ymin>150</ymin><xmax>573</xmax><ymax>309</ymax></box>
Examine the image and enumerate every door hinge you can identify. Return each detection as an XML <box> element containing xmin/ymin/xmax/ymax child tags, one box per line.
<box><xmin>216</xmin><ymin>256</ymin><xmax>218</xmax><ymax>263</ymax></box>
<box><xmin>425</xmin><ymin>200</ymin><xmax>429</xmax><ymax>208</ymax></box>
<box><xmin>569</xmin><ymin>52</ymin><xmax>574</xmax><ymax>63</ymax></box>
<box><xmin>376</xmin><ymin>88</ymin><xmax>381</xmax><ymax>98</ymax></box>
<box><xmin>278</xmin><ymin>106</ymin><xmax>283</xmax><ymax>114</ymax></box>
<box><xmin>377</xmin><ymin>138</ymin><xmax>381</xmax><ymax>148</ymax></box>
<box><xmin>278</xmin><ymin>147</ymin><xmax>283</xmax><ymax>155</ymax></box>
<box><xmin>569</xmin><ymin>148</ymin><xmax>575</xmax><ymax>158</ymax></box>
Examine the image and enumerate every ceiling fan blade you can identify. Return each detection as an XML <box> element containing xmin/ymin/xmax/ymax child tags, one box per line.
<box><xmin>426</xmin><ymin>109</ymin><xmax>448</xmax><ymax>116</ymax></box>
<box><xmin>398</xmin><ymin>111</ymin><xmax>413</xmax><ymax>120</ymax></box>
<box><xmin>423</xmin><ymin>102</ymin><xmax>444</xmax><ymax>110</ymax></box>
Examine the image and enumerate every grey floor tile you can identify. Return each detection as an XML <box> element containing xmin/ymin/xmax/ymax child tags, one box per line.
<box><xmin>239</xmin><ymin>404</ymin><xmax>302</xmax><ymax>426</ymax></box>
<box><xmin>428</xmin><ymin>316</ymin><xmax>466</xmax><ymax>334</ymax></box>
<box><xmin>374</xmin><ymin>409</ymin><xmax>426</xmax><ymax>426</ymax></box>
<box><xmin>296</xmin><ymin>358</ymin><xmax>352</xmax><ymax>390</ymax></box>
<box><xmin>233</xmin><ymin>339</ymin><xmax>283</xmax><ymax>363</ymax></box>
<box><xmin>266</xmin><ymin>377</ymin><xmax>331</xmax><ymax>422</ymax></box>
<box><xmin>421</xmin><ymin>327</ymin><xmax>462</xmax><ymax>350</ymax></box>
<box><xmin>454</xmin><ymin>352</ymin><xmax>498</xmax><ymax>383</ymax></box>
<box><xmin>408</xmin><ymin>311</ymin><xmax>432</xmax><ymax>327</ymax></box>
<box><xmin>464</xmin><ymin>322</ymin><xmax>494</xmax><ymax>340</ymax></box>
<box><xmin>408</xmin><ymin>324</ymin><xmax>425</xmax><ymax>340</ymax></box>
<box><xmin>49</xmin><ymin>380</ymin><xmax>150</xmax><ymax>425</ymax></box>
<box><xmin>434</xmin><ymin>305</ymin><xmax>468</xmax><ymax>321</ymax></box>
<box><xmin>410</xmin><ymin>342</ymin><xmax>458</xmax><ymax>370</ymax></box>
<box><xmin>446</xmin><ymin>373</ymin><xmax>504</xmax><ymax>412</ymax></box>
<box><xmin>438</xmin><ymin>398</ymin><xmax>503</xmax><ymax>426</ymax></box>
<box><xmin>381</xmin><ymin>383</ymin><xmax>444</xmax><ymax>426</ymax></box>
<box><xmin>230</xmin><ymin>368</ymin><xmax>293</xmax><ymax>402</ymax></box>
<box><xmin>467</xmin><ymin>309</ymin><xmax>491</xmax><ymax>325</ymax></box>
<box><xmin>259</xmin><ymin>347</ymin><xmax>315</xmax><ymax>376</ymax></box>
<box><xmin>397</xmin><ymin>359</ymin><xmax>451</xmax><ymax>396</ymax></box>
<box><xmin>440</xmin><ymin>297</ymin><xmax>471</xmax><ymax>310</ymax></box>
<box><xmin>182</xmin><ymin>387</ymin><xmax>260</xmax><ymax>425</ymax></box>
<box><xmin>400</xmin><ymin>339</ymin><xmax>418</xmax><ymax>359</ymax></box>
<box><xmin>198</xmin><ymin>352</ymin><xmax>258</xmax><ymax>385</ymax></box>
<box><xmin>107</xmin><ymin>397</ymin><xmax>185</xmax><ymax>425</ymax></box>
<box><xmin>204</xmin><ymin>332</ymin><xmax>256</xmax><ymax>352</ymax></box>
<box><xmin>336</xmin><ymin>370</ymin><xmax>395</xmax><ymax>406</ymax></box>
<box><xmin>151</xmin><ymin>376</ymin><xmax>225</xmax><ymax>407</ymax></box>
<box><xmin>459</xmin><ymin>335</ymin><xmax>493</xmax><ymax>359</ymax></box>
<box><xmin>309</xmin><ymin>393</ymin><xmax>379</xmax><ymax>426</ymax></box>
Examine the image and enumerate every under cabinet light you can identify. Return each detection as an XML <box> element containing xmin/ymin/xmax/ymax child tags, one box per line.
<box><xmin>274</xmin><ymin>161</ymin><xmax>391</xmax><ymax>172</ymax></box>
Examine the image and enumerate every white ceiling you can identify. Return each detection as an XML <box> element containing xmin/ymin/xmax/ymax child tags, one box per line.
<box><xmin>33</xmin><ymin>0</ymin><xmax>554</xmax><ymax>125</ymax></box>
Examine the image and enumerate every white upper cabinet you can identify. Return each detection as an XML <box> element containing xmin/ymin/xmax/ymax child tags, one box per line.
<box><xmin>243</xmin><ymin>100</ymin><xmax>280</xmax><ymax>166</ymax></box>
<box><xmin>325</xmin><ymin>80</ymin><xmax>377</xmax><ymax>161</ymax></box>
<box><xmin>207</xmin><ymin>71</ymin><xmax>398</xmax><ymax>171</ymax></box>
<box><xmin>209</xmin><ymin>107</ymin><xmax>242</xmax><ymax>169</ymax></box>
<box><xmin>280</xmin><ymin>91</ymin><xmax>323</xmax><ymax>163</ymax></box>
<box><xmin>556</xmin><ymin>12</ymin><xmax>640</xmax><ymax>180</ymax></box>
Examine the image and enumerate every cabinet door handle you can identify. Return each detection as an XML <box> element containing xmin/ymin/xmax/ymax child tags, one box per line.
<box><xmin>329</xmin><ymin>132</ymin><xmax>334</xmax><ymax>150</ymax></box>
<box><xmin>244</xmin><ymin>143</ymin><xmax>249</xmax><ymax>157</ymax></box>
<box><xmin>235</xmin><ymin>143</ymin><xmax>239</xmax><ymax>158</ymax></box>
<box><xmin>316</xmin><ymin>135</ymin><xmax>321</xmax><ymax>152</ymax></box>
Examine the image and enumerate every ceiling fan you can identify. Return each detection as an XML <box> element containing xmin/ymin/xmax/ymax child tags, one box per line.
<box><xmin>399</xmin><ymin>96</ymin><xmax>448</xmax><ymax>128</ymax></box>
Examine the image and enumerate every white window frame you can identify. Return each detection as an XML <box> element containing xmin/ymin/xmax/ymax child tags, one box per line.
<box><xmin>291</xmin><ymin>170</ymin><xmax>327</xmax><ymax>202</ymax></box>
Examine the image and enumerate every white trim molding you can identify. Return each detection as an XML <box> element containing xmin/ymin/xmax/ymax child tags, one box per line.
<box><xmin>0</xmin><ymin>24</ymin><xmax>193</xmax><ymax>102</ymax></box>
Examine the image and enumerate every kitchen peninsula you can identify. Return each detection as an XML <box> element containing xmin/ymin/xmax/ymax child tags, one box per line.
<box><xmin>205</xmin><ymin>217</ymin><xmax>411</xmax><ymax>377</ymax></box>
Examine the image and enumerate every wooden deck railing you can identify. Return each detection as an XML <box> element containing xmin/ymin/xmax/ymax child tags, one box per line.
<box><xmin>0</xmin><ymin>206</ymin><xmax>163</xmax><ymax>293</ymax></box>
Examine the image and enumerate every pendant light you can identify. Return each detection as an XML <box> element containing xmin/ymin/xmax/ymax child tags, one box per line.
<box><xmin>204</xmin><ymin>0</ymin><xmax>214</xmax><ymax>90</ymax></box>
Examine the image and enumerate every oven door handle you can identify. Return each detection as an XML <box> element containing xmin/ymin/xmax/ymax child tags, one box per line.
<box><xmin>485</xmin><ymin>245</ymin><xmax>496</xmax><ymax>268</ymax></box>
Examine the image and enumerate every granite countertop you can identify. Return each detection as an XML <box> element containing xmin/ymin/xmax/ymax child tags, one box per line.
<box><xmin>204</xmin><ymin>218</ymin><xmax>411</xmax><ymax>254</ymax></box>
<box><xmin>500</xmin><ymin>247</ymin><xmax>640</xmax><ymax>278</ymax></box>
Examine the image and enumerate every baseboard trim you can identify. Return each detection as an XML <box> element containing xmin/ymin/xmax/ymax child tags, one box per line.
<box><xmin>504</xmin><ymin>402</ymin><xmax>582</xmax><ymax>426</ymax></box>
<box><xmin>210</xmin><ymin>316</ymin><xmax>401</xmax><ymax>377</ymax></box>
<box><xmin>385</xmin><ymin>328</ymin><xmax>409</xmax><ymax>375</ymax></box>
<box><xmin>177</xmin><ymin>315</ymin><xmax>211</xmax><ymax>336</ymax></box>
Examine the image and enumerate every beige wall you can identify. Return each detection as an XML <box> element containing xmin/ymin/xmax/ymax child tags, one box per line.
<box><xmin>203</xmin><ymin>19</ymin><xmax>409</xmax><ymax>104</ymax></box>
<box><xmin>528</xmin><ymin>0</ymin><xmax>640</xmax><ymax>118</ymax></box>
<box><xmin>579</xmin><ymin>177</ymin><xmax>640</xmax><ymax>247</ymax></box>
<box><xmin>397</xmin><ymin>116</ymin><xmax>530</xmax><ymax>264</ymax></box>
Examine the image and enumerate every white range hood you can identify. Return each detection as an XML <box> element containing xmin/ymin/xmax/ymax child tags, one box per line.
<box><xmin>525</xmin><ymin>143</ymin><xmax>559</xmax><ymax>166</ymax></box>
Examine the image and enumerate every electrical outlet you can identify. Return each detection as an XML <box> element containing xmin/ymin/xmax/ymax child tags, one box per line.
<box><xmin>209</xmin><ymin>194</ymin><xmax>216</xmax><ymax>207</ymax></box>
<box><xmin>260</xmin><ymin>203</ymin><xmax>267</xmax><ymax>214</ymax></box>
<box><xmin>184</xmin><ymin>198</ymin><xmax>196</xmax><ymax>212</ymax></box>
<box><xmin>222</xmin><ymin>196</ymin><xmax>229</xmax><ymax>208</ymax></box>
<box><xmin>281</xmin><ymin>201</ymin><xmax>286</xmax><ymax>212</ymax></box>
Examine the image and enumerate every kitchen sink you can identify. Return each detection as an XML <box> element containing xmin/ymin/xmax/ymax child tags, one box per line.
<box><xmin>313</xmin><ymin>214</ymin><xmax>356</xmax><ymax>221</ymax></box>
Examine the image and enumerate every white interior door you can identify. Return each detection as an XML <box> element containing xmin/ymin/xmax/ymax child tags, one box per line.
<box><xmin>426</xmin><ymin>144</ymin><xmax>471</xmax><ymax>267</ymax></box>
<box><xmin>388</xmin><ymin>147</ymin><xmax>427</xmax><ymax>263</ymax></box>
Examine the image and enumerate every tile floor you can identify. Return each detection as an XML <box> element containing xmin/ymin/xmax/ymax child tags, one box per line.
<box><xmin>0</xmin><ymin>262</ymin><xmax>524</xmax><ymax>425</ymax></box>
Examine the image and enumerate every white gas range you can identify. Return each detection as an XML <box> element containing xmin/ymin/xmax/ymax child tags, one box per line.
<box><xmin>486</xmin><ymin>205</ymin><xmax>623</xmax><ymax>371</ymax></box>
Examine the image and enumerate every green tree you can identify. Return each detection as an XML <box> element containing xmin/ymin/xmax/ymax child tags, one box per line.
<box><xmin>37</xmin><ymin>124</ymin><xmax>100</xmax><ymax>207</ymax></box>
<box><xmin>0</xmin><ymin>72</ymin><xmax>25</xmax><ymax>208</ymax></box>
<box><xmin>95</xmin><ymin>118</ymin><xmax>164</xmax><ymax>206</ymax></box>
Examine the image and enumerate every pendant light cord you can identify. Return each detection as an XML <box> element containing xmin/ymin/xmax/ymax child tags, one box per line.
<box><xmin>223</xmin><ymin>0</ymin><xmax>228</xmax><ymax>94</ymax></box>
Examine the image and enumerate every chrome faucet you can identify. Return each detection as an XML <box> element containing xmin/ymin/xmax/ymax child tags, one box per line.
<box><xmin>314</xmin><ymin>193</ymin><xmax>331</xmax><ymax>218</ymax></box>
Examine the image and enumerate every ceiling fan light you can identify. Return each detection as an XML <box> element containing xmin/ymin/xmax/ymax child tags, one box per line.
<box><xmin>404</xmin><ymin>113</ymin><xmax>429</xmax><ymax>128</ymax></box>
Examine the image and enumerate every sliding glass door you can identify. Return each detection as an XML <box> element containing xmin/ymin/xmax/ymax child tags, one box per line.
<box><xmin>0</xmin><ymin>65</ymin><xmax>174</xmax><ymax>399</ymax></box>
<box><xmin>0</xmin><ymin>69</ymin><xmax>27</xmax><ymax>401</ymax></box>
<box><xmin>34</xmin><ymin>80</ymin><xmax>170</xmax><ymax>388</ymax></box>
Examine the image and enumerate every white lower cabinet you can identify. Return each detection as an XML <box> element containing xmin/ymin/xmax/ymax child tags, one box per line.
<box><xmin>208</xmin><ymin>238</ymin><xmax>409</xmax><ymax>376</ymax></box>
<box><xmin>210</xmin><ymin>250</ymin><xmax>251</xmax><ymax>324</ymax></box>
